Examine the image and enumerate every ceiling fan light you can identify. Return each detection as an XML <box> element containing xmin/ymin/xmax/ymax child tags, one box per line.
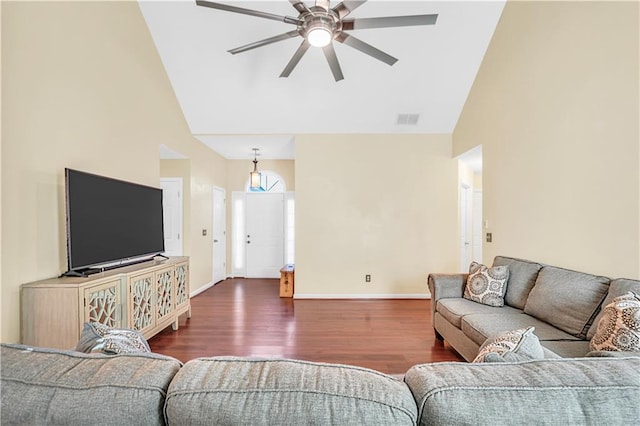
<box><xmin>307</xmin><ymin>27</ymin><xmax>332</xmax><ymax>47</ymax></box>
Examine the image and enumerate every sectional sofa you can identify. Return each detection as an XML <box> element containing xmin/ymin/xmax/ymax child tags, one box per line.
<box><xmin>428</xmin><ymin>255</ymin><xmax>640</xmax><ymax>361</ymax></box>
<box><xmin>2</xmin><ymin>256</ymin><xmax>639</xmax><ymax>425</ymax></box>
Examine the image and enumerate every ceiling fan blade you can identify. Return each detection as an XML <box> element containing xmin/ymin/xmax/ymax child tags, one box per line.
<box><xmin>342</xmin><ymin>14</ymin><xmax>438</xmax><ymax>30</ymax></box>
<box><xmin>334</xmin><ymin>32</ymin><xmax>397</xmax><ymax>66</ymax></box>
<box><xmin>315</xmin><ymin>0</ymin><xmax>331</xmax><ymax>12</ymax></box>
<box><xmin>280</xmin><ymin>40</ymin><xmax>311</xmax><ymax>78</ymax></box>
<box><xmin>228</xmin><ymin>30</ymin><xmax>300</xmax><ymax>55</ymax></box>
<box><xmin>322</xmin><ymin>43</ymin><xmax>344</xmax><ymax>82</ymax></box>
<box><xmin>196</xmin><ymin>0</ymin><xmax>302</xmax><ymax>25</ymax></box>
<box><xmin>333</xmin><ymin>1</ymin><xmax>367</xmax><ymax>19</ymax></box>
<box><xmin>289</xmin><ymin>0</ymin><xmax>310</xmax><ymax>14</ymax></box>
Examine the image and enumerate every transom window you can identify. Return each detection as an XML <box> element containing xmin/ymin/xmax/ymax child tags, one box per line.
<box><xmin>245</xmin><ymin>171</ymin><xmax>286</xmax><ymax>193</ymax></box>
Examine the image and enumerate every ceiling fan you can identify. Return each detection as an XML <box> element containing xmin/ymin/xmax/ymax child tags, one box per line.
<box><xmin>195</xmin><ymin>0</ymin><xmax>438</xmax><ymax>81</ymax></box>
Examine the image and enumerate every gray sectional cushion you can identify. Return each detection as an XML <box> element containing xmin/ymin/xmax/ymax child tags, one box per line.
<box><xmin>524</xmin><ymin>266</ymin><xmax>609</xmax><ymax>338</ymax></box>
<box><xmin>436</xmin><ymin>298</ymin><xmax>522</xmax><ymax>328</ymax></box>
<box><xmin>540</xmin><ymin>340</ymin><xmax>591</xmax><ymax>358</ymax></box>
<box><xmin>0</xmin><ymin>344</ymin><xmax>181</xmax><ymax>425</ymax></box>
<box><xmin>587</xmin><ymin>278</ymin><xmax>640</xmax><ymax>339</ymax></box>
<box><xmin>461</xmin><ymin>313</ymin><xmax>580</xmax><ymax>346</ymax></box>
<box><xmin>492</xmin><ymin>256</ymin><xmax>542</xmax><ymax>309</ymax></box>
<box><xmin>165</xmin><ymin>357</ymin><xmax>417</xmax><ymax>425</ymax></box>
<box><xmin>404</xmin><ymin>357</ymin><xmax>640</xmax><ymax>426</ymax></box>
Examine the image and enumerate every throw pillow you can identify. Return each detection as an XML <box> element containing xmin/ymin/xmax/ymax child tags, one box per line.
<box><xmin>464</xmin><ymin>261</ymin><xmax>509</xmax><ymax>307</ymax></box>
<box><xmin>75</xmin><ymin>322</ymin><xmax>151</xmax><ymax>355</ymax></box>
<box><xmin>589</xmin><ymin>291</ymin><xmax>640</xmax><ymax>352</ymax></box>
<box><xmin>473</xmin><ymin>326</ymin><xmax>544</xmax><ymax>363</ymax></box>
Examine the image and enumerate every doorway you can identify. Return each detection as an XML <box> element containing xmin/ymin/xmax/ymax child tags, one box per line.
<box><xmin>212</xmin><ymin>187</ymin><xmax>226</xmax><ymax>283</ymax></box>
<box><xmin>160</xmin><ymin>178</ymin><xmax>183</xmax><ymax>256</ymax></box>
<box><xmin>459</xmin><ymin>184</ymin><xmax>472</xmax><ymax>271</ymax></box>
<box><xmin>232</xmin><ymin>191</ymin><xmax>292</xmax><ymax>278</ymax></box>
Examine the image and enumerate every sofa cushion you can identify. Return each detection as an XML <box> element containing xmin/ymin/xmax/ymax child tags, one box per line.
<box><xmin>405</xmin><ymin>357</ymin><xmax>640</xmax><ymax>426</ymax></box>
<box><xmin>492</xmin><ymin>256</ymin><xmax>542</xmax><ymax>309</ymax></box>
<box><xmin>461</xmin><ymin>313</ymin><xmax>580</xmax><ymax>346</ymax></box>
<box><xmin>463</xmin><ymin>262</ymin><xmax>509</xmax><ymax>307</ymax></box>
<box><xmin>0</xmin><ymin>344</ymin><xmax>181</xmax><ymax>425</ymax></box>
<box><xmin>587</xmin><ymin>278</ymin><xmax>640</xmax><ymax>340</ymax></box>
<box><xmin>473</xmin><ymin>327</ymin><xmax>544</xmax><ymax>363</ymax></box>
<box><xmin>590</xmin><ymin>292</ymin><xmax>640</xmax><ymax>352</ymax></box>
<box><xmin>165</xmin><ymin>357</ymin><xmax>417</xmax><ymax>425</ymax></box>
<box><xmin>541</xmin><ymin>340</ymin><xmax>591</xmax><ymax>358</ymax></box>
<box><xmin>436</xmin><ymin>298</ymin><xmax>522</xmax><ymax>329</ymax></box>
<box><xmin>524</xmin><ymin>266</ymin><xmax>609</xmax><ymax>338</ymax></box>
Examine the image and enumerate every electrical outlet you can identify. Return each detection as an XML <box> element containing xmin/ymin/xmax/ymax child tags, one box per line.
<box><xmin>365</xmin><ymin>274</ymin><xmax>371</xmax><ymax>282</ymax></box>
<box><xmin>202</xmin><ymin>229</ymin><xmax>207</xmax><ymax>236</ymax></box>
<box><xmin>486</xmin><ymin>232</ymin><xmax>492</xmax><ymax>242</ymax></box>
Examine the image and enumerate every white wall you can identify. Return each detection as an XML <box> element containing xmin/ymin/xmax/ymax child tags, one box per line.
<box><xmin>454</xmin><ymin>1</ymin><xmax>639</xmax><ymax>278</ymax></box>
<box><xmin>295</xmin><ymin>134</ymin><xmax>459</xmax><ymax>297</ymax></box>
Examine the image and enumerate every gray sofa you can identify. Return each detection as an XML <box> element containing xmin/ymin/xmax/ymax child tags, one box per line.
<box><xmin>2</xmin><ymin>343</ymin><xmax>639</xmax><ymax>425</ymax></box>
<box><xmin>429</xmin><ymin>255</ymin><xmax>640</xmax><ymax>361</ymax></box>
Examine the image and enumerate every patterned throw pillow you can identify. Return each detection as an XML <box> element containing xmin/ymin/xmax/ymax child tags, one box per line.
<box><xmin>590</xmin><ymin>292</ymin><xmax>640</xmax><ymax>352</ymax></box>
<box><xmin>75</xmin><ymin>322</ymin><xmax>151</xmax><ymax>355</ymax></box>
<box><xmin>464</xmin><ymin>261</ymin><xmax>509</xmax><ymax>307</ymax></box>
<box><xmin>473</xmin><ymin>326</ymin><xmax>544</xmax><ymax>363</ymax></box>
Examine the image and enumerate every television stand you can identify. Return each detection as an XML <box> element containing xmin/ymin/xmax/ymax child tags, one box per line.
<box><xmin>23</xmin><ymin>256</ymin><xmax>191</xmax><ymax>349</ymax></box>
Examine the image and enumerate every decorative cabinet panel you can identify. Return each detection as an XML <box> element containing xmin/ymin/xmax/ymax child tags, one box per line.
<box><xmin>155</xmin><ymin>267</ymin><xmax>175</xmax><ymax>323</ymax></box>
<box><xmin>83</xmin><ymin>279</ymin><xmax>121</xmax><ymax>327</ymax></box>
<box><xmin>128</xmin><ymin>272</ymin><xmax>155</xmax><ymax>335</ymax></box>
<box><xmin>175</xmin><ymin>262</ymin><xmax>189</xmax><ymax>309</ymax></box>
<box><xmin>22</xmin><ymin>257</ymin><xmax>191</xmax><ymax>349</ymax></box>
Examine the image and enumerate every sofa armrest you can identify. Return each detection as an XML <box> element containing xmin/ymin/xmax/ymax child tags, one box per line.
<box><xmin>427</xmin><ymin>273</ymin><xmax>467</xmax><ymax>320</ymax></box>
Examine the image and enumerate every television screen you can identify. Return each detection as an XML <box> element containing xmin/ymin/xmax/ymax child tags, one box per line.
<box><xmin>65</xmin><ymin>168</ymin><xmax>165</xmax><ymax>272</ymax></box>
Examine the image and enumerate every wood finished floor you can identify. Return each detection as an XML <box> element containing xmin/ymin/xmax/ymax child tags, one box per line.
<box><xmin>149</xmin><ymin>278</ymin><xmax>463</xmax><ymax>374</ymax></box>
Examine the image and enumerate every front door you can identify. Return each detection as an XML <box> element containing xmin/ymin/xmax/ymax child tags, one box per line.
<box><xmin>246</xmin><ymin>193</ymin><xmax>284</xmax><ymax>278</ymax></box>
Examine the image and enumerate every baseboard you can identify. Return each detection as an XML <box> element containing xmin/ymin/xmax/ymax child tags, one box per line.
<box><xmin>190</xmin><ymin>276</ymin><xmax>232</xmax><ymax>297</ymax></box>
<box><xmin>294</xmin><ymin>293</ymin><xmax>431</xmax><ymax>300</ymax></box>
<box><xmin>190</xmin><ymin>281</ymin><xmax>215</xmax><ymax>297</ymax></box>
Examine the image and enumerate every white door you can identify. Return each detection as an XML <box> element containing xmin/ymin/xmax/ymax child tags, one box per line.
<box><xmin>472</xmin><ymin>189</ymin><xmax>483</xmax><ymax>263</ymax></box>
<box><xmin>460</xmin><ymin>184</ymin><xmax>472</xmax><ymax>271</ymax></box>
<box><xmin>246</xmin><ymin>193</ymin><xmax>284</xmax><ymax>278</ymax></box>
<box><xmin>212</xmin><ymin>187</ymin><xmax>226</xmax><ymax>284</ymax></box>
<box><xmin>160</xmin><ymin>178</ymin><xmax>182</xmax><ymax>256</ymax></box>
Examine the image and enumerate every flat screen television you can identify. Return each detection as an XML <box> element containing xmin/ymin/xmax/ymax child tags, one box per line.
<box><xmin>63</xmin><ymin>168</ymin><xmax>165</xmax><ymax>276</ymax></box>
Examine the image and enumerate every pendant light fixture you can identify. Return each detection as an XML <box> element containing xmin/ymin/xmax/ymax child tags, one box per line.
<box><xmin>249</xmin><ymin>148</ymin><xmax>261</xmax><ymax>191</ymax></box>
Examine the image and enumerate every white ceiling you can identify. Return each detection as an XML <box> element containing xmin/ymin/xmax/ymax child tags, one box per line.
<box><xmin>141</xmin><ymin>0</ymin><xmax>504</xmax><ymax>159</ymax></box>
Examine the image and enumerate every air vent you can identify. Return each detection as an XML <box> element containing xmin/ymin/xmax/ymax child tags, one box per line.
<box><xmin>396</xmin><ymin>113</ymin><xmax>420</xmax><ymax>125</ymax></box>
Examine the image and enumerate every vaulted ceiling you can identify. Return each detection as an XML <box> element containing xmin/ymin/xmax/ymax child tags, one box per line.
<box><xmin>140</xmin><ymin>1</ymin><xmax>504</xmax><ymax>159</ymax></box>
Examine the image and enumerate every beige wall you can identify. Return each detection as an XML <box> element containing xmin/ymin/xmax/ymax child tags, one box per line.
<box><xmin>295</xmin><ymin>134</ymin><xmax>459</xmax><ymax>296</ymax></box>
<box><xmin>454</xmin><ymin>1</ymin><xmax>639</xmax><ymax>278</ymax></box>
<box><xmin>1</xmin><ymin>2</ymin><xmax>225</xmax><ymax>343</ymax></box>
